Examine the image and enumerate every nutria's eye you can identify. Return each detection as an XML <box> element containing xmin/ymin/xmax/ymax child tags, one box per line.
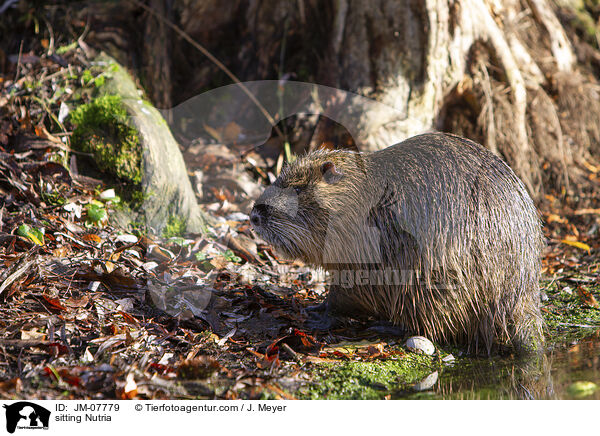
<box><xmin>321</xmin><ymin>161</ymin><xmax>343</xmax><ymax>184</ymax></box>
<box><xmin>294</xmin><ymin>185</ymin><xmax>303</xmax><ymax>195</ymax></box>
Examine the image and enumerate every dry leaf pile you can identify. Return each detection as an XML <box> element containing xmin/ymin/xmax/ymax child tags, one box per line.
<box><xmin>1</xmin><ymin>14</ymin><xmax>600</xmax><ymax>400</ymax></box>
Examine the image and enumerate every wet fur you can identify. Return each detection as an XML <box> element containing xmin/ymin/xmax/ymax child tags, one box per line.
<box><xmin>252</xmin><ymin>133</ymin><xmax>544</xmax><ymax>354</ymax></box>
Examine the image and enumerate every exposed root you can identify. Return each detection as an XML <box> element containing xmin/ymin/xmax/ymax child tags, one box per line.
<box><xmin>437</xmin><ymin>0</ymin><xmax>599</xmax><ymax>201</ymax></box>
<box><xmin>471</xmin><ymin>0</ymin><xmax>533</xmax><ymax>193</ymax></box>
<box><xmin>554</xmin><ymin>71</ymin><xmax>600</xmax><ymax>162</ymax></box>
<box><xmin>527</xmin><ymin>0</ymin><xmax>576</xmax><ymax>71</ymax></box>
<box><xmin>477</xmin><ymin>60</ymin><xmax>498</xmax><ymax>156</ymax></box>
<box><xmin>527</xmin><ymin>86</ymin><xmax>570</xmax><ymax>194</ymax></box>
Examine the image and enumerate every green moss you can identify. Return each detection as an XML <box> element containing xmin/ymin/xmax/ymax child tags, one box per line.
<box><xmin>69</xmin><ymin>95</ymin><xmax>147</xmax><ymax>215</ymax></box>
<box><xmin>41</xmin><ymin>189</ymin><xmax>66</xmax><ymax>206</ymax></box>
<box><xmin>82</xmin><ymin>69</ymin><xmax>94</xmax><ymax>85</ymax></box>
<box><xmin>23</xmin><ymin>80</ymin><xmax>42</xmax><ymax>92</ymax></box>
<box><xmin>162</xmin><ymin>215</ymin><xmax>187</xmax><ymax>238</ymax></box>
<box><xmin>94</xmin><ymin>75</ymin><xmax>106</xmax><ymax>88</ymax></box>
<box><xmin>223</xmin><ymin>249</ymin><xmax>242</xmax><ymax>263</ymax></box>
<box><xmin>128</xmin><ymin>190</ymin><xmax>148</xmax><ymax>210</ymax></box>
<box><xmin>70</xmin><ymin>95</ymin><xmax>142</xmax><ymax>199</ymax></box>
<box><xmin>542</xmin><ymin>277</ymin><xmax>600</xmax><ymax>342</ymax></box>
<box><xmin>56</xmin><ymin>41</ymin><xmax>78</xmax><ymax>55</ymax></box>
<box><xmin>300</xmin><ymin>351</ymin><xmax>437</xmax><ymax>399</ymax></box>
<box><xmin>70</xmin><ymin>94</ymin><xmax>142</xmax><ymax>186</ymax></box>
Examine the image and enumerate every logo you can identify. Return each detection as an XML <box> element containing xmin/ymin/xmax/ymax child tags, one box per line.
<box><xmin>3</xmin><ymin>402</ymin><xmax>50</xmax><ymax>433</ymax></box>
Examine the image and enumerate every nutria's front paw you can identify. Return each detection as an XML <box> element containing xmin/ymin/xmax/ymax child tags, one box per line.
<box><xmin>304</xmin><ymin>302</ymin><xmax>337</xmax><ymax>331</ymax></box>
<box><xmin>305</xmin><ymin>313</ymin><xmax>336</xmax><ymax>331</ymax></box>
<box><xmin>305</xmin><ymin>301</ymin><xmax>329</xmax><ymax>313</ymax></box>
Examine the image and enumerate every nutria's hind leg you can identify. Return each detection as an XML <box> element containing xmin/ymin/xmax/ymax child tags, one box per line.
<box><xmin>508</xmin><ymin>316</ymin><xmax>545</xmax><ymax>356</ymax></box>
<box><xmin>502</xmin><ymin>289</ymin><xmax>545</xmax><ymax>356</ymax></box>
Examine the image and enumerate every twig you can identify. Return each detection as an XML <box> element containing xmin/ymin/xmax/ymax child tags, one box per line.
<box><xmin>14</xmin><ymin>40</ymin><xmax>23</xmax><ymax>82</ymax></box>
<box><xmin>281</xmin><ymin>343</ymin><xmax>301</xmax><ymax>363</ymax></box>
<box><xmin>127</xmin><ymin>0</ymin><xmax>284</xmax><ymax>140</ymax></box>
<box><xmin>557</xmin><ymin>322</ymin><xmax>600</xmax><ymax>329</ymax></box>
<box><xmin>42</xmin><ymin>16</ymin><xmax>55</xmax><ymax>55</ymax></box>
<box><xmin>0</xmin><ymin>0</ymin><xmax>18</xmax><ymax>15</ymax></box>
<box><xmin>0</xmin><ymin>253</ymin><xmax>38</xmax><ymax>297</ymax></box>
<box><xmin>0</xmin><ymin>339</ymin><xmax>55</xmax><ymax>347</ymax></box>
<box><xmin>574</xmin><ymin>208</ymin><xmax>600</xmax><ymax>216</ymax></box>
<box><xmin>264</xmin><ymin>382</ymin><xmax>297</xmax><ymax>400</ymax></box>
<box><xmin>30</xmin><ymin>95</ymin><xmax>67</xmax><ymax>135</ymax></box>
<box><xmin>76</xmin><ymin>12</ymin><xmax>92</xmax><ymax>58</ymax></box>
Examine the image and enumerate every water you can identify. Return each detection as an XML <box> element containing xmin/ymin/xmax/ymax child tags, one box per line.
<box><xmin>404</xmin><ymin>333</ymin><xmax>600</xmax><ymax>399</ymax></box>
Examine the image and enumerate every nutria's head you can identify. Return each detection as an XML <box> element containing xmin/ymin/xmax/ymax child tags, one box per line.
<box><xmin>250</xmin><ymin>149</ymin><xmax>368</xmax><ymax>264</ymax></box>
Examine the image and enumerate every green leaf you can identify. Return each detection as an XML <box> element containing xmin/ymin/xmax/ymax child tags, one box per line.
<box><xmin>224</xmin><ymin>249</ymin><xmax>242</xmax><ymax>263</ymax></box>
<box><xmin>17</xmin><ymin>224</ymin><xmax>45</xmax><ymax>245</ymax></box>
<box><xmin>85</xmin><ymin>203</ymin><xmax>107</xmax><ymax>224</ymax></box>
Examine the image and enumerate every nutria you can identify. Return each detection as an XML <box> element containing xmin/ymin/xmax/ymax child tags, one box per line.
<box><xmin>250</xmin><ymin>133</ymin><xmax>544</xmax><ymax>354</ymax></box>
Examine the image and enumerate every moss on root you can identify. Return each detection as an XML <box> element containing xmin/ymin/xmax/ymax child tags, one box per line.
<box><xmin>70</xmin><ymin>94</ymin><xmax>142</xmax><ymax>185</ymax></box>
<box><xmin>162</xmin><ymin>215</ymin><xmax>188</xmax><ymax>238</ymax></box>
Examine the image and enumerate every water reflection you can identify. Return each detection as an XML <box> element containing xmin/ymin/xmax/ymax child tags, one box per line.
<box><xmin>404</xmin><ymin>333</ymin><xmax>600</xmax><ymax>399</ymax></box>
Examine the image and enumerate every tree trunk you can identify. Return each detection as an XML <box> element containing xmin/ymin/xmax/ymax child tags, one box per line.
<box><xmin>86</xmin><ymin>0</ymin><xmax>600</xmax><ymax>202</ymax></box>
<box><xmin>94</xmin><ymin>54</ymin><xmax>208</xmax><ymax>234</ymax></box>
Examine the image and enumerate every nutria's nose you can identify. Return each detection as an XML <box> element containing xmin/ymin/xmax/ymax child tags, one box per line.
<box><xmin>250</xmin><ymin>204</ymin><xmax>268</xmax><ymax>228</ymax></box>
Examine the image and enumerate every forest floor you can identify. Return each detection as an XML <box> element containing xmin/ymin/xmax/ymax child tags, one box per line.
<box><xmin>1</xmin><ymin>34</ymin><xmax>600</xmax><ymax>401</ymax></box>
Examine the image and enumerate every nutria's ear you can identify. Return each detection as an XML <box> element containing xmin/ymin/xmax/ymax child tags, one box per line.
<box><xmin>321</xmin><ymin>161</ymin><xmax>343</xmax><ymax>184</ymax></box>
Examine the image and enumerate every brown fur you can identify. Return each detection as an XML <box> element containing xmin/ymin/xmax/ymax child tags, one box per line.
<box><xmin>251</xmin><ymin>133</ymin><xmax>544</xmax><ymax>354</ymax></box>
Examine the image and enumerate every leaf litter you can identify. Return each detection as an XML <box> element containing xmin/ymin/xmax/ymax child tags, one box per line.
<box><xmin>0</xmin><ymin>13</ymin><xmax>599</xmax><ymax>400</ymax></box>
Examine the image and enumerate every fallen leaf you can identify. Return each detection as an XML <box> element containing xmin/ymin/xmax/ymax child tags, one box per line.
<box><xmin>21</xmin><ymin>329</ymin><xmax>46</xmax><ymax>341</ymax></box>
<box><xmin>122</xmin><ymin>372</ymin><xmax>137</xmax><ymax>399</ymax></box>
<box><xmin>52</xmin><ymin>245</ymin><xmax>70</xmax><ymax>257</ymax></box>
<box><xmin>42</xmin><ymin>295</ymin><xmax>67</xmax><ymax>311</ymax></box>
<box><xmin>82</xmin><ymin>233</ymin><xmax>103</xmax><ymax>244</ymax></box>
<box><xmin>223</xmin><ymin>121</ymin><xmax>242</xmax><ymax>143</ymax></box>
<box><xmin>203</xmin><ymin>124</ymin><xmax>222</xmax><ymax>142</ymax></box>
<box><xmin>546</xmin><ymin>214</ymin><xmax>568</xmax><ymax>224</ymax></box>
<box><xmin>176</xmin><ymin>357</ymin><xmax>220</xmax><ymax>379</ymax></box>
<box><xmin>561</xmin><ymin>239</ymin><xmax>591</xmax><ymax>252</ymax></box>
<box><xmin>17</xmin><ymin>224</ymin><xmax>44</xmax><ymax>245</ymax></box>
<box><xmin>64</xmin><ymin>295</ymin><xmax>90</xmax><ymax>308</ymax></box>
<box><xmin>56</xmin><ymin>368</ymin><xmax>82</xmax><ymax>387</ymax></box>
<box><xmin>0</xmin><ymin>378</ymin><xmax>22</xmax><ymax>393</ymax></box>
<box><xmin>577</xmin><ymin>286</ymin><xmax>599</xmax><ymax>308</ymax></box>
